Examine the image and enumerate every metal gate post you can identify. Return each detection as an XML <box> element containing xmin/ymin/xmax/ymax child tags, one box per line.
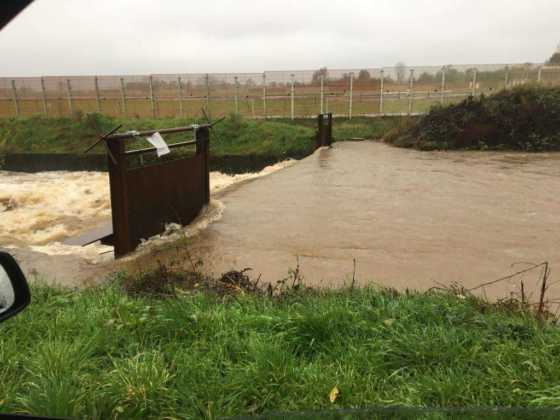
<box><xmin>195</xmin><ymin>126</ymin><xmax>211</xmax><ymax>204</ymax></box>
<box><xmin>316</xmin><ymin>113</ymin><xmax>333</xmax><ymax>148</ymax></box>
<box><xmin>326</xmin><ymin>112</ymin><xmax>332</xmax><ymax>147</ymax></box>
<box><xmin>106</xmin><ymin>137</ymin><xmax>131</xmax><ymax>257</ymax></box>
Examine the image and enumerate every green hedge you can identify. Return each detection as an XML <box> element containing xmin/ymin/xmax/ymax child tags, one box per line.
<box><xmin>386</xmin><ymin>86</ymin><xmax>560</xmax><ymax>151</ymax></box>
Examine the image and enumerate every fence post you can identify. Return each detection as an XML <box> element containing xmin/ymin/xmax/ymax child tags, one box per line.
<box><xmin>504</xmin><ymin>66</ymin><xmax>510</xmax><ymax>90</ymax></box>
<box><xmin>348</xmin><ymin>72</ymin><xmax>354</xmax><ymax>119</ymax></box>
<box><xmin>94</xmin><ymin>76</ymin><xmax>101</xmax><ymax>113</ymax></box>
<box><xmin>471</xmin><ymin>68</ymin><xmax>478</xmax><ymax>97</ymax></box>
<box><xmin>290</xmin><ymin>73</ymin><xmax>295</xmax><ymax>120</ymax></box>
<box><xmin>379</xmin><ymin>69</ymin><xmax>384</xmax><ymax>115</ymax></box>
<box><xmin>120</xmin><ymin>77</ymin><xmax>128</xmax><ymax>116</ymax></box>
<box><xmin>234</xmin><ymin>76</ymin><xmax>239</xmax><ymax>114</ymax></box>
<box><xmin>537</xmin><ymin>66</ymin><xmax>543</xmax><ymax>84</ymax></box>
<box><xmin>10</xmin><ymin>80</ymin><xmax>20</xmax><ymax>117</ymax></box>
<box><xmin>177</xmin><ymin>76</ymin><xmax>184</xmax><ymax>117</ymax></box>
<box><xmin>66</xmin><ymin>79</ymin><xmax>74</xmax><ymax>115</ymax></box>
<box><xmin>408</xmin><ymin>69</ymin><xmax>414</xmax><ymax>115</ymax></box>
<box><xmin>40</xmin><ymin>77</ymin><xmax>48</xmax><ymax>116</ymax></box>
<box><xmin>148</xmin><ymin>75</ymin><xmax>156</xmax><ymax>118</ymax></box>
<box><xmin>440</xmin><ymin>67</ymin><xmax>446</xmax><ymax>105</ymax></box>
<box><xmin>320</xmin><ymin>74</ymin><xmax>324</xmax><ymax>114</ymax></box>
<box><xmin>205</xmin><ymin>73</ymin><xmax>210</xmax><ymax>115</ymax></box>
<box><xmin>262</xmin><ymin>73</ymin><xmax>267</xmax><ymax>119</ymax></box>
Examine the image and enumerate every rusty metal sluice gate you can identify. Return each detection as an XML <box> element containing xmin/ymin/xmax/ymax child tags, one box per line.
<box><xmin>76</xmin><ymin>114</ymin><xmax>331</xmax><ymax>257</ymax></box>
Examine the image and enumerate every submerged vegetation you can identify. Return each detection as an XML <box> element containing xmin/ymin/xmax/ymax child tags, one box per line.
<box><xmin>1</xmin><ymin>264</ymin><xmax>560</xmax><ymax>418</ymax></box>
<box><xmin>385</xmin><ymin>86</ymin><xmax>560</xmax><ymax>151</ymax></box>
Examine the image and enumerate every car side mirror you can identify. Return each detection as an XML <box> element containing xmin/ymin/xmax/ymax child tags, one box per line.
<box><xmin>0</xmin><ymin>252</ymin><xmax>31</xmax><ymax>323</ymax></box>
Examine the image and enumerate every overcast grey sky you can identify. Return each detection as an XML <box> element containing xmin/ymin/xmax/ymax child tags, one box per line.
<box><xmin>0</xmin><ymin>0</ymin><xmax>558</xmax><ymax>76</ymax></box>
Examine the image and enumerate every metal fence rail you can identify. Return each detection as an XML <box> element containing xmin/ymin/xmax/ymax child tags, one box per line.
<box><xmin>1</xmin><ymin>63</ymin><xmax>559</xmax><ymax>119</ymax></box>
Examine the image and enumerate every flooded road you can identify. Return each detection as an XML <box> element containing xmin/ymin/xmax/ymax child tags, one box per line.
<box><xmin>168</xmin><ymin>142</ymin><xmax>560</xmax><ymax>301</ymax></box>
<box><xmin>3</xmin><ymin>141</ymin><xmax>560</xmax><ymax>303</ymax></box>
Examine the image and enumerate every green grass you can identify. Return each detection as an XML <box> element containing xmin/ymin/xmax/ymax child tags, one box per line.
<box><xmin>1</xmin><ymin>279</ymin><xmax>560</xmax><ymax>418</ymax></box>
<box><xmin>0</xmin><ymin>113</ymin><xmax>402</xmax><ymax>163</ymax></box>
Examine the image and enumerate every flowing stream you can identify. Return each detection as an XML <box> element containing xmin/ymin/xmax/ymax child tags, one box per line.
<box><xmin>3</xmin><ymin>141</ymin><xmax>560</xmax><ymax>304</ymax></box>
<box><xmin>0</xmin><ymin>161</ymin><xmax>294</xmax><ymax>285</ymax></box>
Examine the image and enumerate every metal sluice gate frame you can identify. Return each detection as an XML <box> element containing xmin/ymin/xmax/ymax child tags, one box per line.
<box><xmin>79</xmin><ymin>114</ymin><xmax>330</xmax><ymax>257</ymax></box>
<box><xmin>83</xmin><ymin>118</ymin><xmax>223</xmax><ymax>257</ymax></box>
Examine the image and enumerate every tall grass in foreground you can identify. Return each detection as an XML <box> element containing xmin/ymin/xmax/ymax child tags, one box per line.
<box><xmin>1</xmin><ymin>280</ymin><xmax>560</xmax><ymax>418</ymax></box>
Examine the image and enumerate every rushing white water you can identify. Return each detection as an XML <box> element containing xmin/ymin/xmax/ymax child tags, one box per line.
<box><xmin>0</xmin><ymin>160</ymin><xmax>295</xmax><ymax>262</ymax></box>
<box><xmin>0</xmin><ymin>171</ymin><xmax>111</xmax><ymax>247</ymax></box>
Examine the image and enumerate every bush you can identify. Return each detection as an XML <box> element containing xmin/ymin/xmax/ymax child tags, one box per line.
<box><xmin>386</xmin><ymin>86</ymin><xmax>560</xmax><ymax>151</ymax></box>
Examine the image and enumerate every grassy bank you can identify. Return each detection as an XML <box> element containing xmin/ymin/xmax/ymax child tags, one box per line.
<box><xmin>0</xmin><ymin>114</ymin><xmax>402</xmax><ymax>162</ymax></box>
<box><xmin>385</xmin><ymin>86</ymin><xmax>560</xmax><ymax>151</ymax></box>
<box><xmin>1</xmin><ymin>274</ymin><xmax>560</xmax><ymax>418</ymax></box>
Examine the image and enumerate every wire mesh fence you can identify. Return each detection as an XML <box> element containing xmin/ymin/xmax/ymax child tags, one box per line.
<box><xmin>1</xmin><ymin>63</ymin><xmax>558</xmax><ymax>119</ymax></box>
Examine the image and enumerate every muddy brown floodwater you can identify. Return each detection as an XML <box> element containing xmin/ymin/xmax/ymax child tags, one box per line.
<box><xmin>139</xmin><ymin>141</ymin><xmax>560</xmax><ymax>303</ymax></box>
<box><xmin>4</xmin><ymin>141</ymin><xmax>560</xmax><ymax>304</ymax></box>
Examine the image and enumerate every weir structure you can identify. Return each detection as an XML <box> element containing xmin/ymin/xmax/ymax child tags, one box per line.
<box><xmin>72</xmin><ymin>113</ymin><xmax>330</xmax><ymax>257</ymax></box>
<box><xmin>78</xmin><ymin>121</ymin><xmax>219</xmax><ymax>257</ymax></box>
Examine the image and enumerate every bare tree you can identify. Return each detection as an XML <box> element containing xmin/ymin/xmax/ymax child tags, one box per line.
<box><xmin>357</xmin><ymin>69</ymin><xmax>371</xmax><ymax>81</ymax></box>
<box><xmin>312</xmin><ymin>67</ymin><xmax>329</xmax><ymax>83</ymax></box>
<box><xmin>395</xmin><ymin>62</ymin><xmax>407</xmax><ymax>83</ymax></box>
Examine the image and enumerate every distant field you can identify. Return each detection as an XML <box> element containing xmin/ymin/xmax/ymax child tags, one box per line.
<box><xmin>5</xmin><ymin>62</ymin><xmax>557</xmax><ymax>119</ymax></box>
<box><xmin>0</xmin><ymin>90</ymin><xmax>489</xmax><ymax>119</ymax></box>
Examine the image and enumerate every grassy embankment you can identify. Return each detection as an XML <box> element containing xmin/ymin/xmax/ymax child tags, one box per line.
<box><xmin>1</xmin><ymin>267</ymin><xmax>560</xmax><ymax>419</ymax></box>
<box><xmin>385</xmin><ymin>86</ymin><xmax>560</xmax><ymax>151</ymax></box>
<box><xmin>0</xmin><ymin>113</ymin><xmax>404</xmax><ymax>163</ymax></box>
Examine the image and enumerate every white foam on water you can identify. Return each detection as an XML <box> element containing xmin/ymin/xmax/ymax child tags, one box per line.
<box><xmin>0</xmin><ymin>171</ymin><xmax>111</xmax><ymax>246</ymax></box>
<box><xmin>210</xmin><ymin>159</ymin><xmax>295</xmax><ymax>192</ymax></box>
<box><xmin>0</xmin><ymin>160</ymin><xmax>294</xmax><ymax>261</ymax></box>
<box><xmin>127</xmin><ymin>199</ymin><xmax>225</xmax><ymax>260</ymax></box>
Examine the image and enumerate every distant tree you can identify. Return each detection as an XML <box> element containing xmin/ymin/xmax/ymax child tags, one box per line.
<box><xmin>547</xmin><ymin>53</ymin><xmax>560</xmax><ymax>65</ymax></box>
<box><xmin>312</xmin><ymin>67</ymin><xmax>329</xmax><ymax>83</ymax></box>
<box><xmin>357</xmin><ymin>69</ymin><xmax>371</xmax><ymax>81</ymax></box>
<box><xmin>395</xmin><ymin>62</ymin><xmax>407</xmax><ymax>83</ymax></box>
<box><xmin>417</xmin><ymin>72</ymin><xmax>436</xmax><ymax>84</ymax></box>
<box><xmin>443</xmin><ymin>66</ymin><xmax>463</xmax><ymax>83</ymax></box>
